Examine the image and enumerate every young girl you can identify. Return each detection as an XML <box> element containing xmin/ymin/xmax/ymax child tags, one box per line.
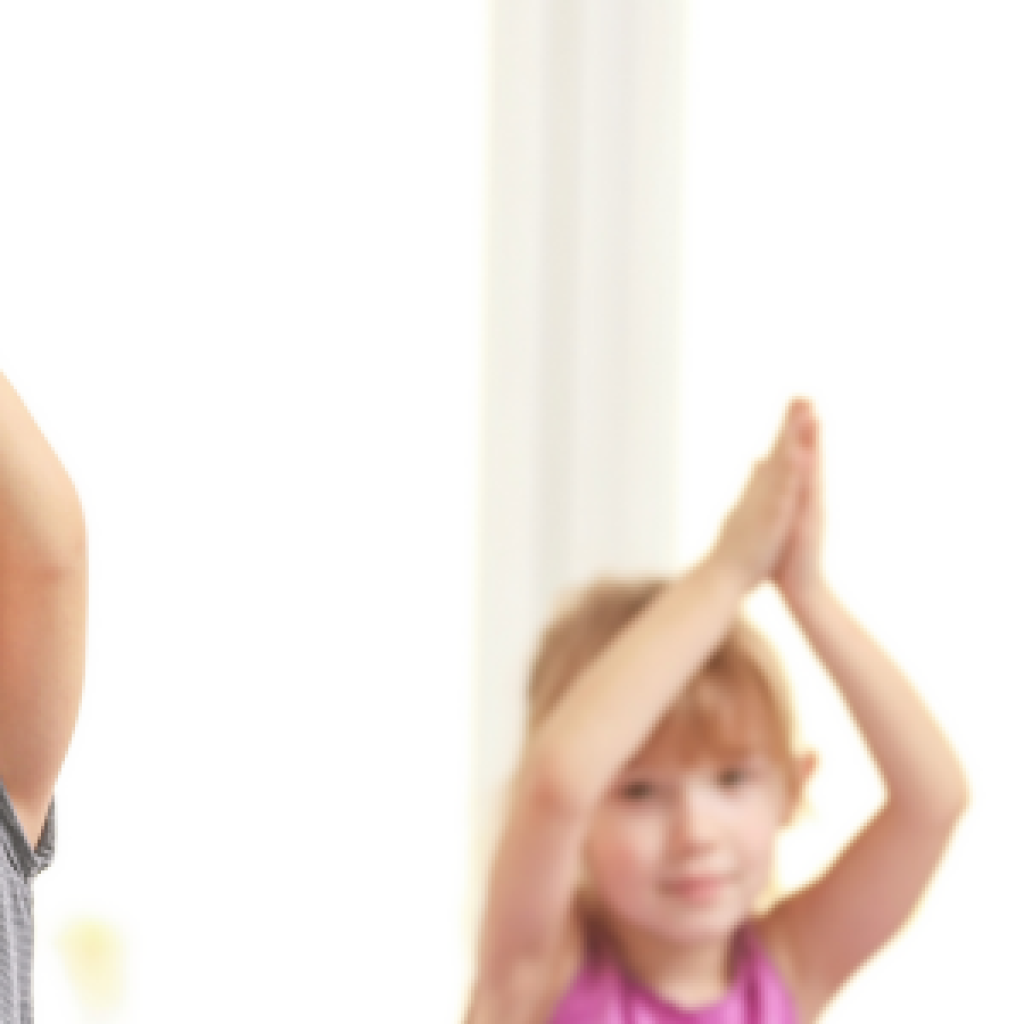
<box><xmin>464</xmin><ymin>398</ymin><xmax>967</xmax><ymax>1024</ymax></box>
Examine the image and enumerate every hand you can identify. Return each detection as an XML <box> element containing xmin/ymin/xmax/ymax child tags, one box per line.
<box><xmin>709</xmin><ymin>399</ymin><xmax>815</xmax><ymax>593</ymax></box>
<box><xmin>773</xmin><ymin>402</ymin><xmax>825</xmax><ymax>603</ymax></box>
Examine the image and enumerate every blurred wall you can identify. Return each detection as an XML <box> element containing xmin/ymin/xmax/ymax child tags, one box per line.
<box><xmin>470</xmin><ymin>0</ymin><xmax>684</xmax><ymax>952</ymax></box>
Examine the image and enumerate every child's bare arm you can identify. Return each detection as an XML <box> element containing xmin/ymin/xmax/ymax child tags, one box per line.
<box><xmin>765</xmin><ymin>411</ymin><xmax>968</xmax><ymax>1019</ymax></box>
<box><xmin>469</xmin><ymin>557</ymin><xmax>749</xmax><ymax>1020</ymax></box>
<box><xmin>468</xmin><ymin>401</ymin><xmax>813</xmax><ymax>1021</ymax></box>
<box><xmin>527</xmin><ymin>401</ymin><xmax>813</xmax><ymax>813</ymax></box>
<box><xmin>0</xmin><ymin>372</ymin><xmax>88</xmax><ymax>849</ymax></box>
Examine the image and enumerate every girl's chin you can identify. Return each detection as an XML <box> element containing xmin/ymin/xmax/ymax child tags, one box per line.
<box><xmin>659</xmin><ymin>902</ymin><xmax>752</xmax><ymax>943</ymax></box>
<box><xmin>659</xmin><ymin>919</ymin><xmax>743</xmax><ymax>946</ymax></box>
<box><xmin>617</xmin><ymin>907</ymin><xmax>747</xmax><ymax>950</ymax></box>
<box><xmin>596</xmin><ymin>890</ymin><xmax>754</xmax><ymax>950</ymax></box>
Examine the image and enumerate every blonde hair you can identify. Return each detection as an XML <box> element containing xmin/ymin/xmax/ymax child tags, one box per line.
<box><xmin>526</xmin><ymin>577</ymin><xmax>803</xmax><ymax>798</ymax></box>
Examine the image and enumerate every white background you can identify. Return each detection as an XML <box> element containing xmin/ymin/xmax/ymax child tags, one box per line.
<box><xmin>1</xmin><ymin>2</ymin><xmax>1019</xmax><ymax>1020</ymax></box>
<box><xmin>678</xmin><ymin>4</ymin><xmax>1023</xmax><ymax>1019</ymax></box>
<box><xmin>2</xmin><ymin>3</ymin><xmax>485</xmax><ymax>1020</ymax></box>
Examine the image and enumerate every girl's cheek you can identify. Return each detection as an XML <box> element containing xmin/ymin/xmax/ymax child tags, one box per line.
<box><xmin>591</xmin><ymin>817</ymin><xmax>659</xmax><ymax>881</ymax></box>
<box><xmin>736</xmin><ymin>803</ymin><xmax>784</xmax><ymax>858</ymax></box>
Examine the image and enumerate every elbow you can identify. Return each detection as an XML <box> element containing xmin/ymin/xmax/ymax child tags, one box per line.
<box><xmin>518</xmin><ymin>745</ymin><xmax>594</xmax><ymax>822</ymax></box>
<box><xmin>1</xmin><ymin>472</ymin><xmax>87</xmax><ymax>572</ymax></box>
<box><xmin>931</xmin><ymin>768</ymin><xmax>971</xmax><ymax>830</ymax></box>
<box><xmin>937</xmin><ymin>786</ymin><xmax>970</xmax><ymax>839</ymax></box>
<box><xmin>940</xmin><ymin>752</ymin><xmax>971</xmax><ymax>823</ymax></box>
<box><xmin>948</xmin><ymin>765</ymin><xmax>971</xmax><ymax>822</ymax></box>
<box><xmin>39</xmin><ymin>492</ymin><xmax>88</xmax><ymax>572</ymax></box>
<box><xmin>63</xmin><ymin>509</ymin><xmax>88</xmax><ymax>568</ymax></box>
<box><xmin>898</xmin><ymin>764</ymin><xmax>971</xmax><ymax>831</ymax></box>
<box><xmin>934</xmin><ymin>789</ymin><xmax>970</xmax><ymax>833</ymax></box>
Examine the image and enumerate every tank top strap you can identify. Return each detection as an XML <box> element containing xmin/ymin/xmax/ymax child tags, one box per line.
<box><xmin>734</xmin><ymin>921</ymin><xmax>800</xmax><ymax>1023</ymax></box>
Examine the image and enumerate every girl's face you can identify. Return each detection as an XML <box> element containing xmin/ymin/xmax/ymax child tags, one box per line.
<box><xmin>583</xmin><ymin>729</ymin><xmax>791</xmax><ymax>952</ymax></box>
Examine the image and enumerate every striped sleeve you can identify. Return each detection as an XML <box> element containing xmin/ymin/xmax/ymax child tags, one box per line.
<box><xmin>0</xmin><ymin>778</ymin><xmax>55</xmax><ymax>1023</ymax></box>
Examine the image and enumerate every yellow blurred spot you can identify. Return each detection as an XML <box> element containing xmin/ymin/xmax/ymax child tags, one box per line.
<box><xmin>57</xmin><ymin>918</ymin><xmax>125</xmax><ymax>1013</ymax></box>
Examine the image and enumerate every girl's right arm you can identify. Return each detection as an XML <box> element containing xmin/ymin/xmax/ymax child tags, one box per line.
<box><xmin>466</xmin><ymin>401</ymin><xmax>816</xmax><ymax>1024</ymax></box>
<box><xmin>467</xmin><ymin>559</ymin><xmax>752</xmax><ymax>1024</ymax></box>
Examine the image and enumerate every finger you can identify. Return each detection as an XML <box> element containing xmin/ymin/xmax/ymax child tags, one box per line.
<box><xmin>776</xmin><ymin>425</ymin><xmax>812</xmax><ymax>480</ymax></box>
<box><xmin>772</xmin><ymin>398</ymin><xmax>813</xmax><ymax>457</ymax></box>
<box><xmin>788</xmin><ymin>400</ymin><xmax>816</xmax><ymax>450</ymax></box>
<box><xmin>808</xmin><ymin>418</ymin><xmax>825</xmax><ymax>501</ymax></box>
<box><xmin>801</xmin><ymin>404</ymin><xmax>819</xmax><ymax>445</ymax></box>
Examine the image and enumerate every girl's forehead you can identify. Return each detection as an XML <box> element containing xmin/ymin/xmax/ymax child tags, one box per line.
<box><xmin>630</xmin><ymin>682</ymin><xmax>787</xmax><ymax>770</ymax></box>
<box><xmin>624</xmin><ymin>733</ymin><xmax>770</xmax><ymax>774</ymax></box>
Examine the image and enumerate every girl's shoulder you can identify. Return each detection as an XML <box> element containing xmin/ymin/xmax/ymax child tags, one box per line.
<box><xmin>539</xmin><ymin>911</ymin><xmax>587</xmax><ymax>1020</ymax></box>
<box><xmin>466</xmin><ymin>907</ymin><xmax>584</xmax><ymax>1024</ymax></box>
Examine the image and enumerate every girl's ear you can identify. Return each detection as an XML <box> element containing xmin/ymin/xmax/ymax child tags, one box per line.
<box><xmin>798</xmin><ymin>749</ymin><xmax>818</xmax><ymax>789</ymax></box>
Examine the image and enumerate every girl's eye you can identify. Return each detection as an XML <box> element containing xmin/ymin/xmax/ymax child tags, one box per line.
<box><xmin>622</xmin><ymin>781</ymin><xmax>657</xmax><ymax>801</ymax></box>
<box><xmin>717</xmin><ymin>766</ymin><xmax>750</xmax><ymax>789</ymax></box>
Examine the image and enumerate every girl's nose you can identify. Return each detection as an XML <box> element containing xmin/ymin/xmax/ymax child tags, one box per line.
<box><xmin>667</xmin><ymin>782</ymin><xmax>718</xmax><ymax>850</ymax></box>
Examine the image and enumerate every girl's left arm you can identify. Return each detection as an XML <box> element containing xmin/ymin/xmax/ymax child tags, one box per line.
<box><xmin>772</xmin><ymin>581</ymin><xmax>968</xmax><ymax>1016</ymax></box>
<box><xmin>765</xmin><ymin>412</ymin><xmax>968</xmax><ymax>1018</ymax></box>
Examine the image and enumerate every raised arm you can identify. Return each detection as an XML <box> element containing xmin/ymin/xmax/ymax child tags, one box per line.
<box><xmin>529</xmin><ymin>402</ymin><xmax>814</xmax><ymax>809</ymax></box>
<box><xmin>0</xmin><ymin>372</ymin><xmax>88</xmax><ymax>850</ymax></box>
<box><xmin>467</xmin><ymin>401</ymin><xmax>814</xmax><ymax>1024</ymax></box>
<box><xmin>762</xmin><ymin>408</ymin><xmax>968</xmax><ymax>1020</ymax></box>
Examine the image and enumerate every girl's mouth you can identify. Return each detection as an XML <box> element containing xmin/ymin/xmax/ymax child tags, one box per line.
<box><xmin>662</xmin><ymin>876</ymin><xmax>726</xmax><ymax>901</ymax></box>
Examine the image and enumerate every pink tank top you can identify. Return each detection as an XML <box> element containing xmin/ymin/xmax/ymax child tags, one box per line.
<box><xmin>549</xmin><ymin>926</ymin><xmax>798</xmax><ymax>1024</ymax></box>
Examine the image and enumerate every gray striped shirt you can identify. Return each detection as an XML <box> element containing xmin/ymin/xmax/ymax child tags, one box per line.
<box><xmin>0</xmin><ymin>781</ymin><xmax>55</xmax><ymax>1024</ymax></box>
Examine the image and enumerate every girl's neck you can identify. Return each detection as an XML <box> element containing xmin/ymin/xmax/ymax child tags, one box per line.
<box><xmin>607</xmin><ymin>922</ymin><xmax>743</xmax><ymax>1009</ymax></box>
